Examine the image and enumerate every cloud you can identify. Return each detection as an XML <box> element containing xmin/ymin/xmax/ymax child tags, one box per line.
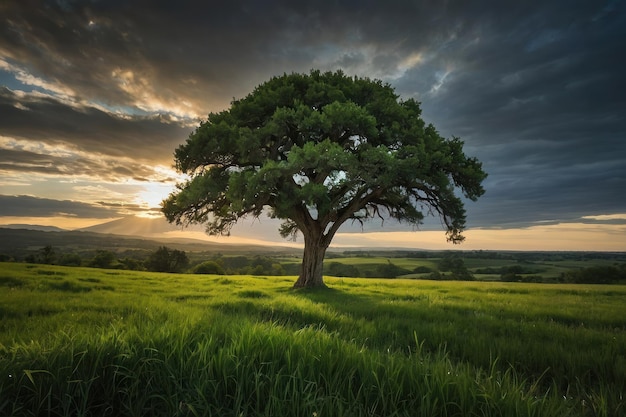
<box><xmin>0</xmin><ymin>136</ymin><xmax>176</xmax><ymax>183</ymax></box>
<box><xmin>0</xmin><ymin>87</ymin><xmax>190</xmax><ymax>161</ymax></box>
<box><xmin>390</xmin><ymin>2</ymin><xmax>626</xmax><ymax>228</ymax></box>
<box><xmin>0</xmin><ymin>0</ymin><xmax>624</xmax><ymax>236</ymax></box>
<box><xmin>0</xmin><ymin>195</ymin><xmax>118</xmax><ymax>218</ymax></box>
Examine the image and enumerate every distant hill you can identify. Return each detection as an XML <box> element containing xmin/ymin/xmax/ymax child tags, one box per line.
<box><xmin>78</xmin><ymin>215</ymin><xmax>299</xmax><ymax>246</ymax></box>
<box><xmin>0</xmin><ymin>227</ymin><xmax>301</xmax><ymax>259</ymax></box>
<box><xmin>78</xmin><ymin>216</ymin><xmax>181</xmax><ymax>236</ymax></box>
<box><xmin>1</xmin><ymin>224</ymin><xmax>67</xmax><ymax>232</ymax></box>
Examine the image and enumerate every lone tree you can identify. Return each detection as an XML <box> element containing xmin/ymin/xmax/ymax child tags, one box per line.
<box><xmin>163</xmin><ymin>70</ymin><xmax>487</xmax><ymax>288</ymax></box>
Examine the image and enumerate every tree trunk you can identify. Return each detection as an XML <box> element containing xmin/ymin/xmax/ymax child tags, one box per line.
<box><xmin>293</xmin><ymin>232</ymin><xmax>329</xmax><ymax>288</ymax></box>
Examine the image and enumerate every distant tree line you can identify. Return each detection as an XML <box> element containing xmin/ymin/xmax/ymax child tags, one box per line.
<box><xmin>10</xmin><ymin>246</ymin><xmax>288</xmax><ymax>276</ymax></box>
<box><xmin>145</xmin><ymin>247</ymin><xmax>189</xmax><ymax>273</ymax></box>
<box><xmin>432</xmin><ymin>253</ymin><xmax>474</xmax><ymax>281</ymax></box>
<box><xmin>13</xmin><ymin>245</ymin><xmax>189</xmax><ymax>273</ymax></box>
<box><xmin>474</xmin><ymin>264</ymin><xmax>546</xmax><ymax>283</ymax></box>
<box><xmin>341</xmin><ymin>250</ymin><xmax>626</xmax><ymax>263</ymax></box>
<box><xmin>7</xmin><ymin>246</ymin><xmax>421</xmax><ymax>278</ymax></box>
<box><xmin>192</xmin><ymin>255</ymin><xmax>286</xmax><ymax>276</ymax></box>
<box><xmin>325</xmin><ymin>261</ymin><xmax>414</xmax><ymax>278</ymax></box>
<box><xmin>559</xmin><ymin>264</ymin><xmax>626</xmax><ymax>284</ymax></box>
<box><xmin>6</xmin><ymin>245</ymin><xmax>624</xmax><ymax>284</ymax></box>
<box><xmin>326</xmin><ymin>260</ymin><xmax>431</xmax><ymax>279</ymax></box>
<box><xmin>473</xmin><ymin>263</ymin><xmax>626</xmax><ymax>284</ymax></box>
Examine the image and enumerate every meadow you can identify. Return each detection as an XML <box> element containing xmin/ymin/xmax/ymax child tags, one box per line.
<box><xmin>1</xmin><ymin>262</ymin><xmax>625</xmax><ymax>416</ymax></box>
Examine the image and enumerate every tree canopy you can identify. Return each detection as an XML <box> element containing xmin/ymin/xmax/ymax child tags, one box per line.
<box><xmin>145</xmin><ymin>246</ymin><xmax>189</xmax><ymax>273</ymax></box>
<box><xmin>163</xmin><ymin>70</ymin><xmax>487</xmax><ymax>287</ymax></box>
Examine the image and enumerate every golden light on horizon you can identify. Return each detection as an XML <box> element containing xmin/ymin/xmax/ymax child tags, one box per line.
<box><xmin>134</xmin><ymin>183</ymin><xmax>172</xmax><ymax>215</ymax></box>
<box><xmin>0</xmin><ymin>217</ymin><xmax>623</xmax><ymax>251</ymax></box>
<box><xmin>130</xmin><ymin>166</ymin><xmax>185</xmax><ymax>217</ymax></box>
<box><xmin>334</xmin><ymin>222</ymin><xmax>626</xmax><ymax>252</ymax></box>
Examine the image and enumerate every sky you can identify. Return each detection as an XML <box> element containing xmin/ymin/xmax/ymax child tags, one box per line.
<box><xmin>1</xmin><ymin>0</ymin><xmax>625</xmax><ymax>251</ymax></box>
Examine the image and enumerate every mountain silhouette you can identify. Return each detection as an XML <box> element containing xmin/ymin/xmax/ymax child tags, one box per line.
<box><xmin>78</xmin><ymin>216</ymin><xmax>187</xmax><ymax>237</ymax></box>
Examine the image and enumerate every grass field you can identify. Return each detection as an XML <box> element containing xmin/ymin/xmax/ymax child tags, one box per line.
<box><xmin>1</xmin><ymin>262</ymin><xmax>625</xmax><ymax>416</ymax></box>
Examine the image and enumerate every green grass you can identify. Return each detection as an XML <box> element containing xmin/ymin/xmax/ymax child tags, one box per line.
<box><xmin>324</xmin><ymin>256</ymin><xmax>436</xmax><ymax>268</ymax></box>
<box><xmin>1</xmin><ymin>262</ymin><xmax>625</xmax><ymax>416</ymax></box>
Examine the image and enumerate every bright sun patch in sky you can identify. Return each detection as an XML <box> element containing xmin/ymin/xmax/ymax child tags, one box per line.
<box><xmin>134</xmin><ymin>183</ymin><xmax>174</xmax><ymax>216</ymax></box>
<box><xmin>130</xmin><ymin>166</ymin><xmax>185</xmax><ymax>217</ymax></box>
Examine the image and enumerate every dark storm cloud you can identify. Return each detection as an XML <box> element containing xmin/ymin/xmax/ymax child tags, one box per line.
<box><xmin>0</xmin><ymin>194</ymin><xmax>117</xmax><ymax>218</ymax></box>
<box><xmin>0</xmin><ymin>87</ymin><xmax>189</xmax><ymax>164</ymax></box>
<box><xmin>1</xmin><ymin>0</ymin><xmax>625</xmax><ymax>230</ymax></box>
<box><xmin>0</xmin><ymin>140</ymin><xmax>168</xmax><ymax>182</ymax></box>
<box><xmin>389</xmin><ymin>1</ymin><xmax>626</xmax><ymax>228</ymax></box>
<box><xmin>0</xmin><ymin>1</ymin><xmax>526</xmax><ymax>108</ymax></box>
<box><xmin>0</xmin><ymin>0</ymin><xmax>306</xmax><ymax>112</ymax></box>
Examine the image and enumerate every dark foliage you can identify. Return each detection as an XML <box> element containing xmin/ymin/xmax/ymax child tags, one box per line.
<box><xmin>327</xmin><ymin>262</ymin><xmax>361</xmax><ymax>277</ymax></box>
<box><xmin>438</xmin><ymin>253</ymin><xmax>474</xmax><ymax>280</ymax></box>
<box><xmin>145</xmin><ymin>246</ymin><xmax>189</xmax><ymax>273</ymax></box>
<box><xmin>88</xmin><ymin>250</ymin><xmax>117</xmax><ymax>269</ymax></box>
<box><xmin>560</xmin><ymin>264</ymin><xmax>626</xmax><ymax>284</ymax></box>
<box><xmin>193</xmin><ymin>261</ymin><xmax>225</xmax><ymax>275</ymax></box>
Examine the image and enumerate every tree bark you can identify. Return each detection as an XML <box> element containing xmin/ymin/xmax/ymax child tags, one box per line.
<box><xmin>293</xmin><ymin>232</ymin><xmax>329</xmax><ymax>288</ymax></box>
